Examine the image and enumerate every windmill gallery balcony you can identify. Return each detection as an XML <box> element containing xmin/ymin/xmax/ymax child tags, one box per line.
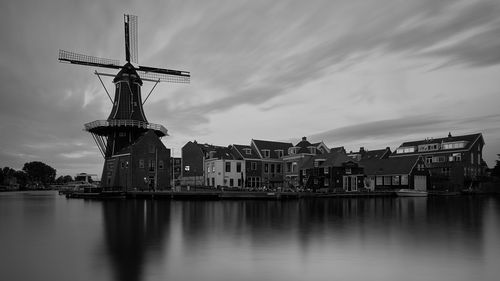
<box><xmin>84</xmin><ymin>119</ymin><xmax>168</xmax><ymax>137</ymax></box>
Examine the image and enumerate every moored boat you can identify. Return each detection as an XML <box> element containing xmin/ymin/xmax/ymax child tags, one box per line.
<box><xmin>395</xmin><ymin>189</ymin><xmax>428</xmax><ymax>197</ymax></box>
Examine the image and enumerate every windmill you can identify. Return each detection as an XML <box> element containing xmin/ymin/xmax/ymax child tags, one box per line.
<box><xmin>59</xmin><ymin>14</ymin><xmax>190</xmax><ymax>190</ymax></box>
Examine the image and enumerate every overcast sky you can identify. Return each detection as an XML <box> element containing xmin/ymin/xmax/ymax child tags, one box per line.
<box><xmin>1</xmin><ymin>0</ymin><xmax>500</xmax><ymax>177</ymax></box>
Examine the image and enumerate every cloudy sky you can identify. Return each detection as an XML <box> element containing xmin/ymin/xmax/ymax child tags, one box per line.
<box><xmin>1</xmin><ymin>0</ymin><xmax>500</xmax><ymax>177</ymax></box>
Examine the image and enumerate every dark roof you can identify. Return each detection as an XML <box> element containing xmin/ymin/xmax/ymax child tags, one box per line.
<box><xmin>363</xmin><ymin>148</ymin><xmax>390</xmax><ymax>160</ymax></box>
<box><xmin>360</xmin><ymin>155</ymin><xmax>420</xmax><ymax>175</ymax></box>
<box><xmin>207</xmin><ymin>146</ymin><xmax>241</xmax><ymax>160</ymax></box>
<box><xmin>231</xmin><ymin>144</ymin><xmax>261</xmax><ymax>160</ymax></box>
<box><xmin>252</xmin><ymin>139</ymin><xmax>293</xmax><ymax>159</ymax></box>
<box><xmin>399</xmin><ymin>133</ymin><xmax>482</xmax><ymax>149</ymax></box>
<box><xmin>302</xmin><ymin>151</ymin><xmax>355</xmax><ymax>169</ymax></box>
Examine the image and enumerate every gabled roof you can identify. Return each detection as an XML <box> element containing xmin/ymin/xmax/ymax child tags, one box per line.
<box><xmin>231</xmin><ymin>144</ymin><xmax>261</xmax><ymax>160</ymax></box>
<box><xmin>360</xmin><ymin>155</ymin><xmax>420</xmax><ymax>175</ymax></box>
<box><xmin>302</xmin><ymin>151</ymin><xmax>355</xmax><ymax>170</ymax></box>
<box><xmin>252</xmin><ymin>139</ymin><xmax>293</xmax><ymax>159</ymax></box>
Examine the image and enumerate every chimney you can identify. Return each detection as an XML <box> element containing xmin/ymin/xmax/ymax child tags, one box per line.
<box><xmin>360</xmin><ymin>147</ymin><xmax>365</xmax><ymax>153</ymax></box>
<box><xmin>302</xmin><ymin>136</ymin><xmax>307</xmax><ymax>141</ymax></box>
<box><xmin>448</xmin><ymin>132</ymin><xmax>452</xmax><ymax>138</ymax></box>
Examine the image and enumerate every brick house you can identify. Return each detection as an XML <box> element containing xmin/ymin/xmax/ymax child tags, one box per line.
<box><xmin>103</xmin><ymin>130</ymin><xmax>171</xmax><ymax>191</ymax></box>
<box><xmin>230</xmin><ymin>144</ymin><xmax>263</xmax><ymax>188</ymax></box>
<box><xmin>390</xmin><ymin>132</ymin><xmax>485</xmax><ymax>191</ymax></box>
<box><xmin>300</xmin><ymin>151</ymin><xmax>364</xmax><ymax>192</ymax></box>
<box><xmin>251</xmin><ymin>139</ymin><xmax>293</xmax><ymax>188</ymax></box>
<box><xmin>283</xmin><ymin>137</ymin><xmax>330</xmax><ymax>189</ymax></box>
<box><xmin>181</xmin><ymin>141</ymin><xmax>214</xmax><ymax>187</ymax></box>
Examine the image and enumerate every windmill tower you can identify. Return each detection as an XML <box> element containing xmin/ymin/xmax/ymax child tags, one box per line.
<box><xmin>59</xmin><ymin>14</ymin><xmax>190</xmax><ymax>191</ymax></box>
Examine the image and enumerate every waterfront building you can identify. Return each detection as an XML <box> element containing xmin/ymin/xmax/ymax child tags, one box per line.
<box><xmin>107</xmin><ymin>130</ymin><xmax>171</xmax><ymax>190</ymax></box>
<box><xmin>283</xmin><ymin>137</ymin><xmax>330</xmax><ymax>189</ymax></box>
<box><xmin>204</xmin><ymin>146</ymin><xmax>244</xmax><ymax>188</ymax></box>
<box><xmin>181</xmin><ymin>141</ymin><xmax>217</xmax><ymax>187</ymax></box>
<box><xmin>360</xmin><ymin>155</ymin><xmax>429</xmax><ymax>191</ymax></box>
<box><xmin>300</xmin><ymin>151</ymin><xmax>364</xmax><ymax>192</ymax></box>
<box><xmin>251</xmin><ymin>139</ymin><xmax>294</xmax><ymax>188</ymax></box>
<box><xmin>390</xmin><ymin>132</ymin><xmax>485</xmax><ymax>191</ymax></box>
<box><xmin>230</xmin><ymin>144</ymin><xmax>263</xmax><ymax>188</ymax></box>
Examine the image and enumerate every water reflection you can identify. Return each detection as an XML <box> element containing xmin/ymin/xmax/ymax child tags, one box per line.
<box><xmin>101</xmin><ymin>199</ymin><xmax>171</xmax><ymax>281</ymax></box>
<box><xmin>97</xmin><ymin>196</ymin><xmax>498</xmax><ymax>281</ymax></box>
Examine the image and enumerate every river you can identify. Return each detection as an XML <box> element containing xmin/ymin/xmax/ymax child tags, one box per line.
<box><xmin>1</xmin><ymin>191</ymin><xmax>499</xmax><ymax>281</ymax></box>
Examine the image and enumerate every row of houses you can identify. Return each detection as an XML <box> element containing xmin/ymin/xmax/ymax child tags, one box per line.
<box><xmin>180</xmin><ymin>132</ymin><xmax>486</xmax><ymax>192</ymax></box>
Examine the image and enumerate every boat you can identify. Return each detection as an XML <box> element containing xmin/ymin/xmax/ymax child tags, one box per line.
<box><xmin>395</xmin><ymin>189</ymin><xmax>428</xmax><ymax>197</ymax></box>
<box><xmin>58</xmin><ymin>173</ymin><xmax>100</xmax><ymax>195</ymax></box>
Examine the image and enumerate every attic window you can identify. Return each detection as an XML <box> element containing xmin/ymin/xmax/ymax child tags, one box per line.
<box><xmin>244</xmin><ymin>148</ymin><xmax>252</xmax><ymax>155</ymax></box>
<box><xmin>275</xmin><ymin>150</ymin><xmax>284</xmax><ymax>158</ymax></box>
<box><xmin>262</xmin><ymin>149</ymin><xmax>270</xmax><ymax>158</ymax></box>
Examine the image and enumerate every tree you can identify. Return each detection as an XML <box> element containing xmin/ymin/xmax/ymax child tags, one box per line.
<box><xmin>22</xmin><ymin>161</ymin><xmax>56</xmax><ymax>186</ymax></box>
<box><xmin>492</xmin><ymin>154</ymin><xmax>500</xmax><ymax>178</ymax></box>
<box><xmin>13</xmin><ymin>170</ymin><xmax>28</xmax><ymax>189</ymax></box>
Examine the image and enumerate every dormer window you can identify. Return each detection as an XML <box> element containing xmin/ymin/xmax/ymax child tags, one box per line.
<box><xmin>262</xmin><ymin>149</ymin><xmax>270</xmax><ymax>158</ymax></box>
<box><xmin>288</xmin><ymin>147</ymin><xmax>298</xmax><ymax>155</ymax></box>
<box><xmin>275</xmin><ymin>150</ymin><xmax>284</xmax><ymax>158</ymax></box>
<box><xmin>243</xmin><ymin>148</ymin><xmax>252</xmax><ymax>155</ymax></box>
<box><xmin>209</xmin><ymin>151</ymin><xmax>216</xmax><ymax>158</ymax></box>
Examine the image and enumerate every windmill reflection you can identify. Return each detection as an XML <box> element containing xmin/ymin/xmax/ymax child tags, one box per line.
<box><xmin>101</xmin><ymin>199</ymin><xmax>170</xmax><ymax>281</ymax></box>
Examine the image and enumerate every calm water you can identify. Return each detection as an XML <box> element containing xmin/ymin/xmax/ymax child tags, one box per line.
<box><xmin>1</xmin><ymin>191</ymin><xmax>500</xmax><ymax>281</ymax></box>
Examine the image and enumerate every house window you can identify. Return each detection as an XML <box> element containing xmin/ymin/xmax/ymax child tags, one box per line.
<box><xmin>230</xmin><ymin>179</ymin><xmax>234</xmax><ymax>187</ymax></box>
<box><xmin>451</xmin><ymin>153</ymin><xmax>461</xmax><ymax>162</ymax></box>
<box><xmin>324</xmin><ymin>179</ymin><xmax>329</xmax><ymax>186</ymax></box>
<box><xmin>244</xmin><ymin>148</ymin><xmax>252</xmax><ymax>155</ymax></box>
<box><xmin>262</xmin><ymin>150</ymin><xmax>270</xmax><ymax>158</ymax></box>
<box><xmin>184</xmin><ymin>165</ymin><xmax>190</xmax><ymax>171</ymax></box>
<box><xmin>251</xmin><ymin>162</ymin><xmax>257</xmax><ymax>170</ymax></box>
<box><xmin>264</xmin><ymin>164</ymin><xmax>269</xmax><ymax>173</ymax></box>
<box><xmin>309</xmin><ymin>147</ymin><xmax>316</xmax><ymax>154</ymax></box>
<box><xmin>277</xmin><ymin>164</ymin><xmax>281</xmax><ymax>173</ymax></box>
<box><xmin>324</xmin><ymin>167</ymin><xmax>329</xmax><ymax>174</ymax></box>
<box><xmin>401</xmin><ymin>175</ymin><xmax>408</xmax><ymax>185</ymax></box>
<box><xmin>345</xmin><ymin>168</ymin><xmax>351</xmax><ymax>174</ymax></box>
<box><xmin>211</xmin><ymin>163</ymin><xmax>215</xmax><ymax>173</ymax></box>
<box><xmin>212</xmin><ymin>178</ymin><xmax>215</xmax><ymax>186</ymax></box>
<box><xmin>314</xmin><ymin>179</ymin><xmax>318</xmax><ymax>185</ymax></box>
<box><xmin>159</xmin><ymin>160</ymin><xmax>164</xmax><ymax>169</ymax></box>
<box><xmin>226</xmin><ymin>162</ymin><xmax>231</xmax><ymax>172</ymax></box>
<box><xmin>376</xmin><ymin>176</ymin><xmax>383</xmax><ymax>185</ymax></box>
<box><xmin>275</xmin><ymin>150</ymin><xmax>283</xmax><ymax>158</ymax></box>
<box><xmin>238</xmin><ymin>179</ymin><xmax>242</xmax><ymax>187</ymax></box>
<box><xmin>149</xmin><ymin>160</ymin><xmax>155</xmax><ymax>171</ymax></box>
<box><xmin>292</xmin><ymin>163</ymin><xmax>297</xmax><ymax>173</ymax></box>
<box><xmin>236</xmin><ymin>162</ymin><xmax>241</xmax><ymax>173</ymax></box>
<box><xmin>139</xmin><ymin>159</ymin><xmax>144</xmax><ymax>168</ymax></box>
<box><xmin>426</xmin><ymin>157</ymin><xmax>433</xmax><ymax>164</ymax></box>
<box><xmin>392</xmin><ymin>176</ymin><xmax>400</xmax><ymax>185</ymax></box>
<box><xmin>207</xmin><ymin>165</ymin><xmax>210</xmax><ymax>173</ymax></box>
<box><xmin>383</xmin><ymin>176</ymin><xmax>392</xmax><ymax>185</ymax></box>
<box><xmin>302</xmin><ymin>169</ymin><xmax>306</xmax><ymax>176</ymax></box>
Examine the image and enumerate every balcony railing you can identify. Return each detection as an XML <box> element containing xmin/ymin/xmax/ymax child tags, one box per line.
<box><xmin>84</xmin><ymin>119</ymin><xmax>168</xmax><ymax>136</ymax></box>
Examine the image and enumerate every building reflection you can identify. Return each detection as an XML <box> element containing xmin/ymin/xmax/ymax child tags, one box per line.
<box><xmin>101</xmin><ymin>199</ymin><xmax>171</xmax><ymax>281</ymax></box>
